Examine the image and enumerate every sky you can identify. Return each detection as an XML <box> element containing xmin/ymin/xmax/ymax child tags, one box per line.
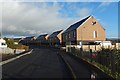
<box><xmin>0</xmin><ymin>0</ymin><xmax>119</xmax><ymax>38</ymax></box>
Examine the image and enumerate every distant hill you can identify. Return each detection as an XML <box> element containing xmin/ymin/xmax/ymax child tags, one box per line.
<box><xmin>106</xmin><ymin>38</ymin><xmax>120</xmax><ymax>42</ymax></box>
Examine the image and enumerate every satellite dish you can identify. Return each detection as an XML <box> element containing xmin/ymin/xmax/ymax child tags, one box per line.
<box><xmin>92</xmin><ymin>21</ymin><xmax>96</xmax><ymax>25</ymax></box>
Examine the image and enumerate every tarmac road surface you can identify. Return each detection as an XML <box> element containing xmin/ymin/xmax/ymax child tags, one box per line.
<box><xmin>2</xmin><ymin>48</ymin><xmax>71</xmax><ymax>79</ymax></box>
<box><xmin>2</xmin><ymin>47</ymin><xmax>115</xmax><ymax>80</ymax></box>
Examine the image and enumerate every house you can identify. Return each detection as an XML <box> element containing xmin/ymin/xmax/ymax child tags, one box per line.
<box><xmin>0</xmin><ymin>38</ymin><xmax>7</xmax><ymax>48</ymax></box>
<box><xmin>4</xmin><ymin>37</ymin><xmax>14</xmax><ymax>41</ymax></box>
<box><xmin>20</xmin><ymin>36</ymin><xmax>36</xmax><ymax>45</ymax></box>
<box><xmin>62</xmin><ymin>15</ymin><xmax>106</xmax><ymax>46</ymax></box>
<box><xmin>13</xmin><ymin>38</ymin><xmax>23</xmax><ymax>42</ymax></box>
<box><xmin>48</xmin><ymin>30</ymin><xmax>63</xmax><ymax>46</ymax></box>
<box><xmin>35</xmin><ymin>34</ymin><xmax>49</xmax><ymax>45</ymax></box>
<box><xmin>13</xmin><ymin>38</ymin><xmax>23</xmax><ymax>45</ymax></box>
<box><xmin>106</xmin><ymin>38</ymin><xmax>120</xmax><ymax>49</ymax></box>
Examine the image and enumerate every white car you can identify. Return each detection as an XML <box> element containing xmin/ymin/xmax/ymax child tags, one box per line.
<box><xmin>100</xmin><ymin>41</ymin><xmax>112</xmax><ymax>47</ymax></box>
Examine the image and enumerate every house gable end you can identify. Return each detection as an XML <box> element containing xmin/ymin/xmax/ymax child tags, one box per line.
<box><xmin>63</xmin><ymin>16</ymin><xmax>90</xmax><ymax>33</ymax></box>
<box><xmin>76</xmin><ymin>16</ymin><xmax>106</xmax><ymax>41</ymax></box>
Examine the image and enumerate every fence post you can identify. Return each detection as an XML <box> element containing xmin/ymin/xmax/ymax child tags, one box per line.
<box><xmin>66</xmin><ymin>45</ymin><xmax>68</xmax><ymax>52</ymax></box>
<box><xmin>90</xmin><ymin>49</ymin><xmax>92</xmax><ymax>62</ymax></box>
<box><xmin>95</xmin><ymin>44</ymin><xmax>96</xmax><ymax>51</ymax></box>
<box><xmin>80</xmin><ymin>48</ymin><xmax>83</xmax><ymax>57</ymax></box>
<box><xmin>88</xmin><ymin>45</ymin><xmax>90</xmax><ymax>51</ymax></box>
<box><xmin>111</xmin><ymin>50</ymin><xmax>115</xmax><ymax>76</ymax></box>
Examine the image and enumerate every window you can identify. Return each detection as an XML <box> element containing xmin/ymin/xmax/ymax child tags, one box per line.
<box><xmin>2</xmin><ymin>43</ymin><xmax>6</xmax><ymax>45</ymax></box>
<box><xmin>73</xmin><ymin>31</ymin><xmax>76</xmax><ymax>38</ymax></box>
<box><xmin>66</xmin><ymin>34</ymin><xmax>67</xmax><ymax>40</ymax></box>
<box><xmin>93</xmin><ymin>31</ymin><xmax>97</xmax><ymax>38</ymax></box>
<box><xmin>69</xmin><ymin>33</ymin><xmax>70</xmax><ymax>38</ymax></box>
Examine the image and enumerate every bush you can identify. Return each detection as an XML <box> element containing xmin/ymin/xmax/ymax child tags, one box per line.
<box><xmin>6</xmin><ymin>39</ymin><xmax>29</xmax><ymax>50</ymax></box>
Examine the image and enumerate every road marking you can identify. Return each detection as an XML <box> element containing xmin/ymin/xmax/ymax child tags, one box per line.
<box><xmin>0</xmin><ymin>49</ymin><xmax>33</xmax><ymax>66</ymax></box>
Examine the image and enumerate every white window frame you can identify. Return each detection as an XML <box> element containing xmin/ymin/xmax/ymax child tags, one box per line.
<box><xmin>65</xmin><ymin>34</ymin><xmax>67</xmax><ymax>40</ymax></box>
<box><xmin>69</xmin><ymin>33</ymin><xmax>70</xmax><ymax>38</ymax></box>
<box><xmin>73</xmin><ymin>31</ymin><xmax>76</xmax><ymax>38</ymax></box>
<box><xmin>93</xmin><ymin>31</ymin><xmax>97</xmax><ymax>38</ymax></box>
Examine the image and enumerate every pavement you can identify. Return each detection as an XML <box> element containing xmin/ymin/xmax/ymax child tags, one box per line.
<box><xmin>2</xmin><ymin>48</ymin><xmax>71</xmax><ymax>79</ymax></box>
<box><xmin>60</xmin><ymin>53</ymin><xmax>92</xmax><ymax>78</ymax></box>
<box><xmin>0</xmin><ymin>50</ymin><xmax>33</xmax><ymax>66</ymax></box>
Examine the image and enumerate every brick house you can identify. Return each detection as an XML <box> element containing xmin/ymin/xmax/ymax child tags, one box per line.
<box><xmin>62</xmin><ymin>16</ymin><xmax>106</xmax><ymax>46</ymax></box>
<box><xmin>35</xmin><ymin>34</ymin><xmax>49</xmax><ymax>45</ymax></box>
<box><xmin>20</xmin><ymin>36</ymin><xmax>36</xmax><ymax>45</ymax></box>
<box><xmin>48</xmin><ymin>30</ymin><xmax>63</xmax><ymax>46</ymax></box>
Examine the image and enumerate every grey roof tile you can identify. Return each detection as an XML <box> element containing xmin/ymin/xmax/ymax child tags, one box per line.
<box><xmin>63</xmin><ymin>16</ymin><xmax>90</xmax><ymax>33</ymax></box>
<box><xmin>49</xmin><ymin>30</ymin><xmax>63</xmax><ymax>38</ymax></box>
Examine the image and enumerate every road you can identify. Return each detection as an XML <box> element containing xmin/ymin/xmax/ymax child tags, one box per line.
<box><xmin>2</xmin><ymin>48</ymin><xmax>71</xmax><ymax>79</ymax></box>
<box><xmin>2</xmin><ymin>47</ymin><xmax>114</xmax><ymax>79</ymax></box>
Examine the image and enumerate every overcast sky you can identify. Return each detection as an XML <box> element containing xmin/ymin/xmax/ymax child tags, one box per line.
<box><xmin>0</xmin><ymin>0</ymin><xmax>119</xmax><ymax>38</ymax></box>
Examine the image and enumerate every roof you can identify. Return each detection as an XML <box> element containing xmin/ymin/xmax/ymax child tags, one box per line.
<box><xmin>36</xmin><ymin>34</ymin><xmax>48</xmax><ymax>40</ymax></box>
<box><xmin>13</xmin><ymin>38</ymin><xmax>23</xmax><ymax>41</ymax></box>
<box><xmin>24</xmin><ymin>36</ymin><xmax>35</xmax><ymax>40</ymax></box>
<box><xmin>0</xmin><ymin>38</ymin><xmax>6</xmax><ymax>43</ymax></box>
<box><xmin>49</xmin><ymin>30</ymin><xmax>63</xmax><ymax>38</ymax></box>
<box><xmin>63</xmin><ymin>16</ymin><xmax>90</xmax><ymax>33</ymax></box>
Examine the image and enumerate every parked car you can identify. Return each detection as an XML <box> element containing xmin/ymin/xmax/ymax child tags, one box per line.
<box><xmin>100</xmin><ymin>41</ymin><xmax>112</xmax><ymax>47</ymax></box>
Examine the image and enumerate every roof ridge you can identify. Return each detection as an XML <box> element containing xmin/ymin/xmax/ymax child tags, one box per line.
<box><xmin>49</xmin><ymin>29</ymin><xmax>63</xmax><ymax>37</ymax></box>
<box><xmin>72</xmin><ymin>15</ymin><xmax>91</xmax><ymax>26</ymax></box>
<box><xmin>63</xmin><ymin>16</ymin><xmax>91</xmax><ymax>33</ymax></box>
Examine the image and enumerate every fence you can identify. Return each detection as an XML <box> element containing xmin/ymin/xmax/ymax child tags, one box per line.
<box><xmin>64</xmin><ymin>45</ymin><xmax>120</xmax><ymax>79</ymax></box>
<box><xmin>0</xmin><ymin>48</ymin><xmax>25</xmax><ymax>54</ymax></box>
<box><xmin>66</xmin><ymin>44</ymin><xmax>120</xmax><ymax>52</ymax></box>
<box><xmin>0</xmin><ymin>48</ymin><xmax>14</xmax><ymax>54</ymax></box>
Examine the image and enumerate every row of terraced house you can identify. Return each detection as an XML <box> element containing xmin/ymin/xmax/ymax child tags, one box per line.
<box><xmin>20</xmin><ymin>16</ymin><xmax>106</xmax><ymax>47</ymax></box>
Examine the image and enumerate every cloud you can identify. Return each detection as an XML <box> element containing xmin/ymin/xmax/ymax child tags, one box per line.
<box><xmin>1</xmin><ymin>0</ymin><xmax>119</xmax><ymax>2</ymax></box>
<box><xmin>93</xmin><ymin>2</ymin><xmax>112</xmax><ymax>13</ymax></box>
<box><xmin>76</xmin><ymin>7</ymin><xmax>92</xmax><ymax>18</ymax></box>
<box><xmin>1</xmin><ymin>2</ymin><xmax>62</xmax><ymax>36</ymax></box>
<box><xmin>98</xmin><ymin>2</ymin><xmax>111</xmax><ymax>8</ymax></box>
<box><xmin>2</xmin><ymin>2</ymin><xmax>92</xmax><ymax>37</ymax></box>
